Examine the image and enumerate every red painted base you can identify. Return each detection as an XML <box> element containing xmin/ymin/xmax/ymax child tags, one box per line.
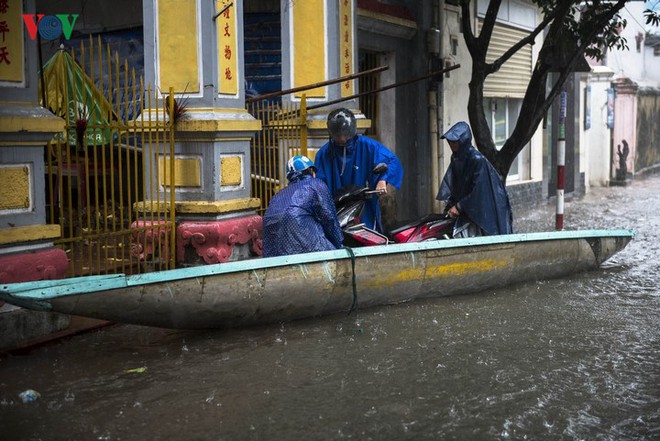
<box><xmin>177</xmin><ymin>215</ymin><xmax>263</xmax><ymax>265</ymax></box>
<box><xmin>130</xmin><ymin>220</ymin><xmax>172</xmax><ymax>262</ymax></box>
<box><xmin>0</xmin><ymin>247</ymin><xmax>69</xmax><ymax>287</ymax></box>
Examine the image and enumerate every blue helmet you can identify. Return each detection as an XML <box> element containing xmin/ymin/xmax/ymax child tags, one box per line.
<box><xmin>286</xmin><ymin>155</ymin><xmax>316</xmax><ymax>181</ymax></box>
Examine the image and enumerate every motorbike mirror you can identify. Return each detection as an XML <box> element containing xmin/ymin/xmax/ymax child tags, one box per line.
<box><xmin>372</xmin><ymin>163</ymin><xmax>388</xmax><ymax>176</ymax></box>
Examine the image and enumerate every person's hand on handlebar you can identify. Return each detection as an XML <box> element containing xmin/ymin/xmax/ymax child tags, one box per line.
<box><xmin>447</xmin><ymin>205</ymin><xmax>460</xmax><ymax>218</ymax></box>
<box><xmin>376</xmin><ymin>180</ymin><xmax>387</xmax><ymax>195</ymax></box>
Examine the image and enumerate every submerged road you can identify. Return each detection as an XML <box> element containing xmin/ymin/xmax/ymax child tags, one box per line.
<box><xmin>1</xmin><ymin>175</ymin><xmax>659</xmax><ymax>440</ymax></box>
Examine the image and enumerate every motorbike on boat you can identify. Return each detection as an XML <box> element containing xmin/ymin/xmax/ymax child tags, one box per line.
<box><xmin>334</xmin><ymin>163</ymin><xmax>454</xmax><ymax>246</ymax></box>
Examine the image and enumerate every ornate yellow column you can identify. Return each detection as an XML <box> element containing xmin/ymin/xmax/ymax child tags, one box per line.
<box><xmin>282</xmin><ymin>0</ymin><xmax>368</xmax><ymax>155</ymax></box>
<box><xmin>0</xmin><ymin>1</ymin><xmax>69</xmax><ymax>348</ymax></box>
<box><xmin>140</xmin><ymin>0</ymin><xmax>263</xmax><ymax>264</ymax></box>
<box><xmin>0</xmin><ymin>0</ymin><xmax>66</xmax><ymax>282</ymax></box>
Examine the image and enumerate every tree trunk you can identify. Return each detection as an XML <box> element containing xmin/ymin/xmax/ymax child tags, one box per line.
<box><xmin>461</xmin><ymin>0</ymin><xmax>630</xmax><ymax>181</ymax></box>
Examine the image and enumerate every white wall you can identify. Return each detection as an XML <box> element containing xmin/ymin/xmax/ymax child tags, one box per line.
<box><xmin>606</xmin><ymin>2</ymin><xmax>660</xmax><ymax>83</ymax></box>
<box><xmin>439</xmin><ymin>4</ymin><xmax>471</xmax><ymax>174</ymax></box>
<box><xmin>440</xmin><ymin>1</ymin><xmax>544</xmax><ymax>185</ymax></box>
<box><xmin>585</xmin><ymin>67</ymin><xmax>616</xmax><ymax>187</ymax></box>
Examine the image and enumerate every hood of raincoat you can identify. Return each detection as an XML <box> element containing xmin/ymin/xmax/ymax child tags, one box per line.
<box><xmin>441</xmin><ymin>121</ymin><xmax>473</xmax><ymax>158</ymax></box>
<box><xmin>330</xmin><ymin>135</ymin><xmax>358</xmax><ymax>154</ymax></box>
<box><xmin>286</xmin><ymin>168</ymin><xmax>312</xmax><ymax>183</ymax></box>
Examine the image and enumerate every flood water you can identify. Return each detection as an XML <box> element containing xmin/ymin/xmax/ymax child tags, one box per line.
<box><xmin>1</xmin><ymin>176</ymin><xmax>659</xmax><ymax>440</ymax></box>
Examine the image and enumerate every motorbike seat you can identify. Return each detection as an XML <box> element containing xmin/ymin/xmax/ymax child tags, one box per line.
<box><xmin>388</xmin><ymin>213</ymin><xmax>447</xmax><ymax>235</ymax></box>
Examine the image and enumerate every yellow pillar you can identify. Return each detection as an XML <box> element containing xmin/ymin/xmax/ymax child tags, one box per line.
<box><xmin>0</xmin><ymin>0</ymin><xmax>65</xmax><ymax>245</ymax></box>
<box><xmin>284</xmin><ymin>0</ymin><xmax>367</xmax><ymax>152</ymax></box>
<box><xmin>140</xmin><ymin>0</ymin><xmax>263</xmax><ymax>264</ymax></box>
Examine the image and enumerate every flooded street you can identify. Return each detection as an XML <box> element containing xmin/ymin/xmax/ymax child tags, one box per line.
<box><xmin>1</xmin><ymin>175</ymin><xmax>659</xmax><ymax>440</ymax></box>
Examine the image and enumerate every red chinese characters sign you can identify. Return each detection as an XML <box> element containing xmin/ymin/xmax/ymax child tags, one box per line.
<box><xmin>0</xmin><ymin>0</ymin><xmax>24</xmax><ymax>83</ymax></box>
<box><xmin>217</xmin><ymin>0</ymin><xmax>237</xmax><ymax>95</ymax></box>
<box><xmin>339</xmin><ymin>0</ymin><xmax>353</xmax><ymax>97</ymax></box>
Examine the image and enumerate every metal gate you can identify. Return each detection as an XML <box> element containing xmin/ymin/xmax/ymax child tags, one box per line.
<box><xmin>247</xmin><ymin>96</ymin><xmax>308</xmax><ymax>214</ymax></box>
<box><xmin>246</xmin><ymin>66</ymin><xmax>390</xmax><ymax>214</ymax></box>
<box><xmin>43</xmin><ymin>37</ymin><xmax>176</xmax><ymax>277</ymax></box>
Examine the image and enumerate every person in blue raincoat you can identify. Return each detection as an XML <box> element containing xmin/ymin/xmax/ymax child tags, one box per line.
<box><xmin>262</xmin><ymin>155</ymin><xmax>344</xmax><ymax>257</ymax></box>
<box><xmin>315</xmin><ymin>108</ymin><xmax>403</xmax><ymax>232</ymax></box>
<box><xmin>436</xmin><ymin>121</ymin><xmax>513</xmax><ymax>237</ymax></box>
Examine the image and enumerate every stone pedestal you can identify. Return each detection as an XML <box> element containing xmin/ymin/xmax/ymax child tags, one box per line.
<box><xmin>131</xmin><ymin>199</ymin><xmax>263</xmax><ymax>266</ymax></box>
<box><xmin>177</xmin><ymin>215</ymin><xmax>262</xmax><ymax>265</ymax></box>
<box><xmin>0</xmin><ymin>246</ymin><xmax>68</xmax><ymax>284</ymax></box>
<box><xmin>609</xmin><ymin>178</ymin><xmax>632</xmax><ymax>187</ymax></box>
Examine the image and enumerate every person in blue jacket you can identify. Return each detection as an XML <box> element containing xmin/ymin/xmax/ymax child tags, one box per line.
<box><xmin>436</xmin><ymin>121</ymin><xmax>513</xmax><ymax>237</ymax></box>
<box><xmin>315</xmin><ymin>108</ymin><xmax>403</xmax><ymax>232</ymax></box>
<box><xmin>262</xmin><ymin>155</ymin><xmax>344</xmax><ymax>257</ymax></box>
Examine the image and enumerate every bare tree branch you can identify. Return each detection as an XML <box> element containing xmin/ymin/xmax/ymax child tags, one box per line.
<box><xmin>461</xmin><ymin>2</ymin><xmax>477</xmax><ymax>56</ymax></box>
<box><xmin>477</xmin><ymin>0</ymin><xmax>503</xmax><ymax>48</ymax></box>
<box><xmin>498</xmin><ymin>0</ymin><xmax>629</xmax><ymax>176</ymax></box>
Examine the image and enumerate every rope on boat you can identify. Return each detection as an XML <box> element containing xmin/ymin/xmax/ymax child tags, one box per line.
<box><xmin>343</xmin><ymin>246</ymin><xmax>358</xmax><ymax>314</ymax></box>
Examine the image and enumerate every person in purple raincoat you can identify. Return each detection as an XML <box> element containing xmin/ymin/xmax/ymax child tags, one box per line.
<box><xmin>262</xmin><ymin>155</ymin><xmax>343</xmax><ymax>257</ymax></box>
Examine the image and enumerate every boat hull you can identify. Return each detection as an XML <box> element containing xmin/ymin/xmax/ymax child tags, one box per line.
<box><xmin>1</xmin><ymin>231</ymin><xmax>632</xmax><ymax>329</ymax></box>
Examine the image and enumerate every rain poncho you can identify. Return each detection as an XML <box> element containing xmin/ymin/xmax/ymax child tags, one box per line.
<box><xmin>315</xmin><ymin>135</ymin><xmax>403</xmax><ymax>231</ymax></box>
<box><xmin>262</xmin><ymin>172</ymin><xmax>343</xmax><ymax>257</ymax></box>
<box><xmin>436</xmin><ymin>122</ymin><xmax>513</xmax><ymax>236</ymax></box>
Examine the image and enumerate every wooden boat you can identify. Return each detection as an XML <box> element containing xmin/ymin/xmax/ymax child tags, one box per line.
<box><xmin>0</xmin><ymin>230</ymin><xmax>633</xmax><ymax>330</ymax></box>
